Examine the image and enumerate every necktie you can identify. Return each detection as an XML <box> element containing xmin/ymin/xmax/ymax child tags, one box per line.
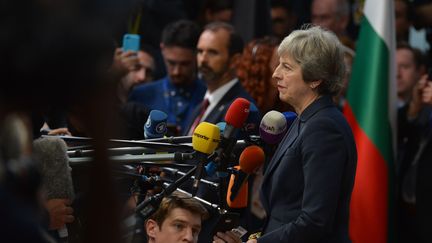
<box><xmin>188</xmin><ymin>99</ymin><xmax>209</xmax><ymax>135</ymax></box>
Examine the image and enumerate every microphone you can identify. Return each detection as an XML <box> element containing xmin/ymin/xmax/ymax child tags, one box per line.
<box><xmin>215</xmin><ymin>98</ymin><xmax>251</xmax><ymax>175</ymax></box>
<box><xmin>282</xmin><ymin>111</ymin><xmax>297</xmax><ymax>129</ymax></box>
<box><xmin>227</xmin><ymin>145</ymin><xmax>265</xmax><ymax>208</ymax></box>
<box><xmin>33</xmin><ymin>137</ymin><xmax>75</xmax><ymax>241</ymax></box>
<box><xmin>144</xmin><ymin>110</ymin><xmax>168</xmax><ymax>139</ymax></box>
<box><xmin>242</xmin><ymin>102</ymin><xmax>260</xmax><ymax>136</ymax></box>
<box><xmin>216</xmin><ymin>122</ymin><xmax>226</xmax><ymax>134</ymax></box>
<box><xmin>214</xmin><ymin>98</ymin><xmax>250</xmax><ymax>208</ymax></box>
<box><xmin>191</xmin><ymin>122</ymin><xmax>221</xmax><ymax>196</ymax></box>
<box><xmin>259</xmin><ymin>110</ymin><xmax>289</xmax><ymax>144</ymax></box>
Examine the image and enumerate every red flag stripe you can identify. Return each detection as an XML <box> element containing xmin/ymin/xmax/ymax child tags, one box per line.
<box><xmin>345</xmin><ymin>103</ymin><xmax>389</xmax><ymax>243</ymax></box>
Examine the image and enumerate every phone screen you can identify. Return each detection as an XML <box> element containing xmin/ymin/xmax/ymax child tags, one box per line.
<box><xmin>122</xmin><ymin>34</ymin><xmax>140</xmax><ymax>52</ymax></box>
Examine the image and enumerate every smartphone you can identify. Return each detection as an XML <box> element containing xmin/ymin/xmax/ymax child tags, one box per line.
<box><xmin>122</xmin><ymin>34</ymin><xmax>140</xmax><ymax>52</ymax></box>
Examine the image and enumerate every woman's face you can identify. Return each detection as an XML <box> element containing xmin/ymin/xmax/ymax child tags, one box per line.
<box><xmin>272</xmin><ymin>53</ymin><xmax>315</xmax><ymax>112</ymax></box>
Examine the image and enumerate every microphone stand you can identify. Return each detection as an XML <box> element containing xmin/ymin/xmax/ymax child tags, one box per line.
<box><xmin>135</xmin><ymin>166</ymin><xmax>197</xmax><ymax>220</ymax></box>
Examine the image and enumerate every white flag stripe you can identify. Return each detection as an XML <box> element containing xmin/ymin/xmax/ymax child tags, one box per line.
<box><xmin>364</xmin><ymin>0</ymin><xmax>394</xmax><ymax>50</ymax></box>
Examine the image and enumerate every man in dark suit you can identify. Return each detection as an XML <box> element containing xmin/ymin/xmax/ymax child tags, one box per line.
<box><xmin>184</xmin><ymin>22</ymin><xmax>258</xmax><ymax>135</ymax></box>
<box><xmin>229</xmin><ymin>26</ymin><xmax>356</xmax><ymax>243</ymax></box>
<box><xmin>183</xmin><ymin>22</ymin><xmax>259</xmax><ymax>243</ymax></box>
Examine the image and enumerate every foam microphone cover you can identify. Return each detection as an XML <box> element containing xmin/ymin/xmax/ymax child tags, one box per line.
<box><xmin>33</xmin><ymin>137</ymin><xmax>75</xmax><ymax>200</ymax></box>
<box><xmin>282</xmin><ymin>111</ymin><xmax>297</xmax><ymax>129</ymax></box>
<box><xmin>259</xmin><ymin>110</ymin><xmax>288</xmax><ymax>144</ymax></box>
<box><xmin>239</xmin><ymin>145</ymin><xmax>265</xmax><ymax>174</ymax></box>
<box><xmin>144</xmin><ymin>110</ymin><xmax>168</xmax><ymax>139</ymax></box>
<box><xmin>226</xmin><ymin>166</ymin><xmax>248</xmax><ymax>208</ymax></box>
<box><xmin>191</xmin><ymin>122</ymin><xmax>220</xmax><ymax>155</ymax></box>
<box><xmin>224</xmin><ymin>98</ymin><xmax>250</xmax><ymax>128</ymax></box>
<box><xmin>216</xmin><ymin>122</ymin><xmax>226</xmax><ymax>134</ymax></box>
<box><xmin>243</xmin><ymin>102</ymin><xmax>260</xmax><ymax>135</ymax></box>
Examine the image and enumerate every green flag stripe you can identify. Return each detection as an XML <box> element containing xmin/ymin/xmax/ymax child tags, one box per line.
<box><xmin>346</xmin><ymin>17</ymin><xmax>393</xmax><ymax>165</ymax></box>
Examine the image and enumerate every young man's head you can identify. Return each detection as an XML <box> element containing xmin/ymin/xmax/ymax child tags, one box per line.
<box><xmin>160</xmin><ymin>20</ymin><xmax>201</xmax><ymax>86</ymax></box>
<box><xmin>396</xmin><ymin>42</ymin><xmax>426</xmax><ymax>102</ymax></box>
<box><xmin>196</xmin><ymin>21</ymin><xmax>243</xmax><ymax>92</ymax></box>
<box><xmin>145</xmin><ymin>192</ymin><xmax>208</xmax><ymax>243</ymax></box>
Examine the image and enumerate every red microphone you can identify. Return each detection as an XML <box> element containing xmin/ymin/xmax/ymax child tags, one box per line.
<box><xmin>216</xmin><ymin>98</ymin><xmax>251</xmax><ymax>172</ymax></box>
<box><xmin>226</xmin><ymin>145</ymin><xmax>265</xmax><ymax>208</ymax></box>
<box><xmin>224</xmin><ymin>97</ymin><xmax>251</xmax><ymax>130</ymax></box>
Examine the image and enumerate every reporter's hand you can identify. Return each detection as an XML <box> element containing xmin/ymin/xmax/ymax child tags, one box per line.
<box><xmin>45</xmin><ymin>199</ymin><xmax>74</xmax><ymax>230</ymax></box>
<box><xmin>119</xmin><ymin>50</ymin><xmax>140</xmax><ymax>72</ymax></box>
<box><xmin>408</xmin><ymin>75</ymin><xmax>428</xmax><ymax>119</ymax></box>
<box><xmin>422</xmin><ymin>80</ymin><xmax>432</xmax><ymax>105</ymax></box>
<box><xmin>111</xmin><ymin>48</ymin><xmax>140</xmax><ymax>79</ymax></box>
<box><xmin>213</xmin><ymin>231</ymin><xmax>242</xmax><ymax>243</ymax></box>
<box><xmin>47</xmin><ymin>128</ymin><xmax>71</xmax><ymax>136</ymax></box>
<box><xmin>246</xmin><ymin>240</ymin><xmax>257</xmax><ymax>243</ymax></box>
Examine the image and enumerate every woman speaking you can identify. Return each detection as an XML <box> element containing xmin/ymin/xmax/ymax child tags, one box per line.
<box><xmin>213</xmin><ymin>25</ymin><xmax>357</xmax><ymax>243</ymax></box>
<box><xmin>254</xmin><ymin>25</ymin><xmax>357</xmax><ymax>243</ymax></box>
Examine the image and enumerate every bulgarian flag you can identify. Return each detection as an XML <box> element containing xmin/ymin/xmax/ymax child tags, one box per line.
<box><xmin>343</xmin><ymin>0</ymin><xmax>397</xmax><ymax>243</ymax></box>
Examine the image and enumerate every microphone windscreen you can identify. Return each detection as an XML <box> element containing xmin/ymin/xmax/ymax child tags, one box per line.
<box><xmin>144</xmin><ymin>110</ymin><xmax>168</xmax><ymax>139</ymax></box>
<box><xmin>282</xmin><ymin>111</ymin><xmax>297</xmax><ymax>129</ymax></box>
<box><xmin>239</xmin><ymin>145</ymin><xmax>265</xmax><ymax>174</ymax></box>
<box><xmin>33</xmin><ymin>137</ymin><xmax>74</xmax><ymax>200</ymax></box>
<box><xmin>243</xmin><ymin>102</ymin><xmax>260</xmax><ymax>135</ymax></box>
<box><xmin>216</xmin><ymin>122</ymin><xmax>226</xmax><ymax>134</ymax></box>
<box><xmin>259</xmin><ymin>110</ymin><xmax>287</xmax><ymax>144</ymax></box>
<box><xmin>192</xmin><ymin>122</ymin><xmax>220</xmax><ymax>155</ymax></box>
<box><xmin>224</xmin><ymin>98</ymin><xmax>250</xmax><ymax>128</ymax></box>
<box><xmin>226</xmin><ymin>166</ymin><xmax>248</xmax><ymax>208</ymax></box>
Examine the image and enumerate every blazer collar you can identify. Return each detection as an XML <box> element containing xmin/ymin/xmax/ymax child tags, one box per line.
<box><xmin>298</xmin><ymin>95</ymin><xmax>334</xmax><ymax>122</ymax></box>
<box><xmin>263</xmin><ymin>95</ymin><xmax>335</xmax><ymax>178</ymax></box>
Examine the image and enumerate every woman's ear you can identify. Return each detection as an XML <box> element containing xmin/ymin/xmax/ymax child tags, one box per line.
<box><xmin>310</xmin><ymin>80</ymin><xmax>322</xmax><ymax>89</ymax></box>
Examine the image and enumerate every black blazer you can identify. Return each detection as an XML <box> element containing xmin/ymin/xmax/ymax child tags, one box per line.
<box><xmin>183</xmin><ymin>80</ymin><xmax>258</xmax><ymax>135</ymax></box>
<box><xmin>259</xmin><ymin>95</ymin><xmax>357</xmax><ymax>243</ymax></box>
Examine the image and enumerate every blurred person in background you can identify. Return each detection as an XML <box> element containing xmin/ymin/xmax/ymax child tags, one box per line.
<box><xmin>115</xmin><ymin>45</ymin><xmax>156</xmax><ymax>104</ymax></box>
<box><xmin>197</xmin><ymin>0</ymin><xmax>234</xmax><ymax>28</ymax></box>
<box><xmin>129</xmin><ymin>20</ymin><xmax>205</xmax><ymax>136</ymax></box>
<box><xmin>237</xmin><ymin>36</ymin><xmax>292</xmax><ymax>113</ymax></box>
<box><xmin>395</xmin><ymin>42</ymin><xmax>430</xmax><ymax>243</ymax></box>
<box><xmin>311</xmin><ymin>0</ymin><xmax>354</xmax><ymax>49</ymax></box>
<box><xmin>270</xmin><ymin>0</ymin><xmax>297</xmax><ymax>42</ymax></box>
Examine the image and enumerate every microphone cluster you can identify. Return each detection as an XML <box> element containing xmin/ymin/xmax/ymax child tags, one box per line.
<box><xmin>42</xmin><ymin>101</ymin><xmax>299</xmax><ymax>241</ymax></box>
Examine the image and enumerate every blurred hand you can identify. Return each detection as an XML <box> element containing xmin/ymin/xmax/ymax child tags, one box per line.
<box><xmin>408</xmin><ymin>75</ymin><xmax>428</xmax><ymax>118</ymax></box>
<box><xmin>213</xmin><ymin>231</ymin><xmax>242</xmax><ymax>243</ymax></box>
<box><xmin>45</xmin><ymin>198</ymin><xmax>74</xmax><ymax>230</ymax></box>
<box><xmin>422</xmin><ymin>80</ymin><xmax>432</xmax><ymax>105</ymax></box>
<box><xmin>47</xmin><ymin>128</ymin><xmax>71</xmax><ymax>136</ymax></box>
<box><xmin>246</xmin><ymin>240</ymin><xmax>257</xmax><ymax>243</ymax></box>
<box><xmin>111</xmin><ymin>48</ymin><xmax>140</xmax><ymax>78</ymax></box>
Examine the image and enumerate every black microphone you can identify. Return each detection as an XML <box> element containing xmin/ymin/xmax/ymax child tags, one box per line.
<box><xmin>190</xmin><ymin>122</ymin><xmax>221</xmax><ymax>196</ymax></box>
<box><xmin>162</xmin><ymin>167</ymin><xmax>219</xmax><ymax>189</ymax></box>
<box><xmin>135</xmin><ymin>165</ymin><xmax>197</xmax><ymax>220</ymax></box>
<box><xmin>213</xmin><ymin>98</ymin><xmax>250</xmax><ymax>208</ymax></box>
<box><xmin>33</xmin><ymin>137</ymin><xmax>75</xmax><ymax>241</ymax></box>
<box><xmin>215</xmin><ymin>98</ymin><xmax>250</xmax><ymax>175</ymax></box>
